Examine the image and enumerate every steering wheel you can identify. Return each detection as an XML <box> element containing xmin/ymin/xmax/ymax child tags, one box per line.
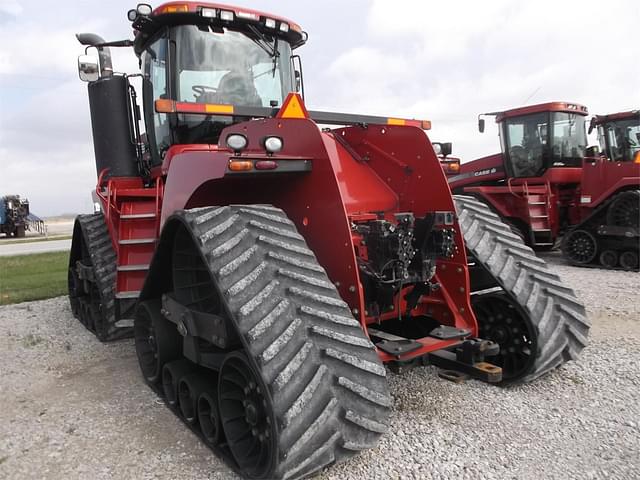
<box><xmin>192</xmin><ymin>85</ymin><xmax>217</xmax><ymax>97</ymax></box>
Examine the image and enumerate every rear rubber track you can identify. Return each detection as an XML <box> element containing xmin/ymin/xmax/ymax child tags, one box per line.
<box><xmin>176</xmin><ymin>205</ymin><xmax>392</xmax><ymax>479</ymax></box>
<box><xmin>454</xmin><ymin>195</ymin><xmax>590</xmax><ymax>383</ymax></box>
<box><xmin>69</xmin><ymin>214</ymin><xmax>131</xmax><ymax>341</ymax></box>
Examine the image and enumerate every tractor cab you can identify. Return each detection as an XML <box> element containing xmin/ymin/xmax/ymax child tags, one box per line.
<box><xmin>77</xmin><ymin>2</ymin><xmax>307</xmax><ymax>170</ymax></box>
<box><xmin>590</xmin><ymin>110</ymin><xmax>640</xmax><ymax>163</ymax></box>
<box><xmin>479</xmin><ymin>102</ymin><xmax>589</xmax><ymax>178</ymax></box>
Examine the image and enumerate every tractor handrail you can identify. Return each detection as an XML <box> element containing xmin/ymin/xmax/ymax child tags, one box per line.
<box><xmin>154</xmin><ymin>99</ymin><xmax>431</xmax><ymax>130</ymax></box>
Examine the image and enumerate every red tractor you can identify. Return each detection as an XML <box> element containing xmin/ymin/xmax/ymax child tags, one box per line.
<box><xmin>69</xmin><ymin>4</ymin><xmax>588</xmax><ymax>478</ymax></box>
<box><xmin>448</xmin><ymin>102</ymin><xmax>640</xmax><ymax>270</ymax></box>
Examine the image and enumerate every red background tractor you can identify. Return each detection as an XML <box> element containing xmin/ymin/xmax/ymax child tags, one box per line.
<box><xmin>447</xmin><ymin>102</ymin><xmax>640</xmax><ymax>270</ymax></box>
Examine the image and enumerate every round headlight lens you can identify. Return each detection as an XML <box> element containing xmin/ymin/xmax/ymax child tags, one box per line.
<box><xmin>264</xmin><ymin>136</ymin><xmax>283</xmax><ymax>154</ymax></box>
<box><xmin>432</xmin><ymin>143</ymin><xmax>442</xmax><ymax>155</ymax></box>
<box><xmin>227</xmin><ymin>134</ymin><xmax>248</xmax><ymax>151</ymax></box>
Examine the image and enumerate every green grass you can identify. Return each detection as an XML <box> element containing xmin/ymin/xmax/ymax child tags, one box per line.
<box><xmin>0</xmin><ymin>251</ymin><xmax>69</xmax><ymax>305</ymax></box>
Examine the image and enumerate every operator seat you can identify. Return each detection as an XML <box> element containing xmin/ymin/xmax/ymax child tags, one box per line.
<box><xmin>213</xmin><ymin>70</ymin><xmax>263</xmax><ymax>107</ymax></box>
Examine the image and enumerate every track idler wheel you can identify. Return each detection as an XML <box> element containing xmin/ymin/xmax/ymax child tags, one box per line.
<box><xmin>163</xmin><ymin>360</ymin><xmax>195</xmax><ymax>409</ymax></box>
<box><xmin>219</xmin><ymin>352</ymin><xmax>276</xmax><ymax>479</ymax></box>
<box><xmin>134</xmin><ymin>300</ymin><xmax>181</xmax><ymax>385</ymax></box>
<box><xmin>599</xmin><ymin>250</ymin><xmax>618</xmax><ymax>269</ymax></box>
<box><xmin>620</xmin><ymin>250</ymin><xmax>639</xmax><ymax>271</ymax></box>
<box><xmin>473</xmin><ymin>293</ymin><xmax>535</xmax><ymax>381</ymax></box>
<box><xmin>563</xmin><ymin>229</ymin><xmax>597</xmax><ymax>265</ymax></box>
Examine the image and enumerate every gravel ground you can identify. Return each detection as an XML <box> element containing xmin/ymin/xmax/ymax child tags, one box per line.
<box><xmin>0</xmin><ymin>255</ymin><xmax>638</xmax><ymax>480</ymax></box>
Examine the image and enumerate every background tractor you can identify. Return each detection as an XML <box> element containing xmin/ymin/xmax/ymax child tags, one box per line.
<box><xmin>0</xmin><ymin>195</ymin><xmax>45</xmax><ymax>237</ymax></box>
<box><xmin>69</xmin><ymin>3</ymin><xmax>589</xmax><ymax>478</ymax></box>
<box><xmin>447</xmin><ymin>103</ymin><xmax>640</xmax><ymax>270</ymax></box>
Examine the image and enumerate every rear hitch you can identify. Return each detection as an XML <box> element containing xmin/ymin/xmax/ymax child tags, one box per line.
<box><xmin>428</xmin><ymin>338</ymin><xmax>502</xmax><ymax>383</ymax></box>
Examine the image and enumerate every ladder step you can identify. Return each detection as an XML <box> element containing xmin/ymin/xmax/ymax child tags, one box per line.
<box><xmin>117</xmin><ymin>264</ymin><xmax>150</xmax><ymax>271</ymax></box>
<box><xmin>528</xmin><ymin>201</ymin><xmax>546</xmax><ymax>205</ymax></box>
<box><xmin>115</xmin><ymin>290</ymin><xmax>141</xmax><ymax>299</ymax></box>
<box><xmin>121</xmin><ymin>213</ymin><xmax>157</xmax><ymax>219</ymax></box>
<box><xmin>530</xmin><ymin>215</ymin><xmax>549</xmax><ymax>219</ymax></box>
<box><xmin>534</xmin><ymin>243</ymin><xmax>554</xmax><ymax>246</ymax></box>
<box><xmin>116</xmin><ymin>189</ymin><xmax>157</xmax><ymax>197</ymax></box>
<box><xmin>533</xmin><ymin>229</ymin><xmax>551</xmax><ymax>232</ymax></box>
<box><xmin>119</xmin><ymin>238</ymin><xmax>157</xmax><ymax>245</ymax></box>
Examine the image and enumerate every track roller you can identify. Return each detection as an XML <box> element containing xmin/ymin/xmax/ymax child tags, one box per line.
<box><xmin>163</xmin><ymin>360</ymin><xmax>195</xmax><ymax>409</ymax></box>
<box><xmin>198</xmin><ymin>392</ymin><xmax>222</xmax><ymax>446</ymax></box>
<box><xmin>454</xmin><ymin>195</ymin><xmax>590</xmax><ymax>383</ymax></box>
<box><xmin>599</xmin><ymin>250</ymin><xmax>618</xmax><ymax>269</ymax></box>
<box><xmin>620</xmin><ymin>250</ymin><xmax>639</xmax><ymax>271</ymax></box>
<box><xmin>179</xmin><ymin>373</ymin><xmax>211</xmax><ymax>425</ymax></box>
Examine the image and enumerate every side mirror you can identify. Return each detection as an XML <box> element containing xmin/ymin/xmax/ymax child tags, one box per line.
<box><xmin>478</xmin><ymin>118</ymin><xmax>485</xmax><ymax>133</ymax></box>
<box><xmin>78</xmin><ymin>54</ymin><xmax>100</xmax><ymax>82</ymax></box>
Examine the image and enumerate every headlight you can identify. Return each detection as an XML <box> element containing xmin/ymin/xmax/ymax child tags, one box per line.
<box><xmin>264</xmin><ymin>136</ymin><xmax>283</xmax><ymax>154</ymax></box>
<box><xmin>433</xmin><ymin>143</ymin><xmax>442</xmax><ymax>155</ymax></box>
<box><xmin>227</xmin><ymin>134</ymin><xmax>248</xmax><ymax>152</ymax></box>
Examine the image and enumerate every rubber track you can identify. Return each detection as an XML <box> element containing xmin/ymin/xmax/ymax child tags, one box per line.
<box><xmin>178</xmin><ymin>205</ymin><xmax>391</xmax><ymax>479</ymax></box>
<box><xmin>71</xmin><ymin>214</ymin><xmax>131</xmax><ymax>341</ymax></box>
<box><xmin>562</xmin><ymin>189</ymin><xmax>640</xmax><ymax>271</ymax></box>
<box><xmin>454</xmin><ymin>195</ymin><xmax>590</xmax><ymax>383</ymax></box>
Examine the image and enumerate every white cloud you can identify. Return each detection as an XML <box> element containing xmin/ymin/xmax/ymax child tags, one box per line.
<box><xmin>320</xmin><ymin>0</ymin><xmax>640</xmax><ymax>161</ymax></box>
<box><xmin>0</xmin><ymin>0</ymin><xmax>22</xmax><ymax>16</ymax></box>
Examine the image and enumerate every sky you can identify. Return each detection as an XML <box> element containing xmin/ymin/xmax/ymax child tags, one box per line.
<box><xmin>0</xmin><ymin>0</ymin><xmax>638</xmax><ymax>216</ymax></box>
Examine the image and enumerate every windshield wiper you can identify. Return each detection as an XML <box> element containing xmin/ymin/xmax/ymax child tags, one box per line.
<box><xmin>246</xmin><ymin>25</ymin><xmax>279</xmax><ymax>59</ymax></box>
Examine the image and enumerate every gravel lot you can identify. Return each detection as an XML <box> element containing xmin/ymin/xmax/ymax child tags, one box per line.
<box><xmin>0</xmin><ymin>254</ymin><xmax>638</xmax><ymax>480</ymax></box>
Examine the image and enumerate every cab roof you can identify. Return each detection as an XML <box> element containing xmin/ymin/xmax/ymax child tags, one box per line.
<box><xmin>132</xmin><ymin>1</ymin><xmax>307</xmax><ymax>54</ymax></box>
<box><xmin>487</xmin><ymin>102</ymin><xmax>589</xmax><ymax>123</ymax></box>
<box><xmin>591</xmin><ymin>110</ymin><xmax>640</xmax><ymax>124</ymax></box>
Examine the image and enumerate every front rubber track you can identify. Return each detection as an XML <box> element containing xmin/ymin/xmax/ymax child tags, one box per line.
<box><xmin>69</xmin><ymin>214</ymin><xmax>131</xmax><ymax>341</ymax></box>
<box><xmin>454</xmin><ymin>195</ymin><xmax>590</xmax><ymax>383</ymax></box>
<box><xmin>177</xmin><ymin>205</ymin><xmax>392</xmax><ymax>479</ymax></box>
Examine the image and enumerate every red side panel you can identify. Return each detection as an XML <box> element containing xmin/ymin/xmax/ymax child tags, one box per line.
<box><xmin>579</xmin><ymin>159</ymin><xmax>640</xmax><ymax>217</ymax></box>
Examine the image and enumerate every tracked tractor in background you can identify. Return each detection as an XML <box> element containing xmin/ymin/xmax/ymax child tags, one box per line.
<box><xmin>562</xmin><ymin>110</ymin><xmax>640</xmax><ymax>270</ymax></box>
<box><xmin>69</xmin><ymin>3</ymin><xmax>589</xmax><ymax>478</ymax></box>
<box><xmin>447</xmin><ymin>102</ymin><xmax>640</xmax><ymax>270</ymax></box>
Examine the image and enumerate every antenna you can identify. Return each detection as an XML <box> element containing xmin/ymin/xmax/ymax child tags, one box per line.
<box><xmin>522</xmin><ymin>86</ymin><xmax>541</xmax><ymax>105</ymax></box>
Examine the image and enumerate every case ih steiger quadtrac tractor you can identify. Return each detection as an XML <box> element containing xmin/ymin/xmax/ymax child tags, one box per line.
<box><xmin>447</xmin><ymin>102</ymin><xmax>640</xmax><ymax>270</ymax></box>
<box><xmin>69</xmin><ymin>3</ymin><xmax>588</xmax><ymax>478</ymax></box>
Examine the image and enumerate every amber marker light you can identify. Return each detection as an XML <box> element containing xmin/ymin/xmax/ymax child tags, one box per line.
<box><xmin>228</xmin><ymin>160</ymin><xmax>253</xmax><ymax>172</ymax></box>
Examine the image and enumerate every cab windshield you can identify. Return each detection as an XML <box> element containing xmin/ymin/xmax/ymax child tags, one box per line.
<box><xmin>598</xmin><ymin>118</ymin><xmax>640</xmax><ymax>162</ymax></box>
<box><xmin>176</xmin><ymin>25</ymin><xmax>294</xmax><ymax>107</ymax></box>
<box><xmin>550</xmin><ymin>112</ymin><xmax>587</xmax><ymax>166</ymax></box>
<box><xmin>143</xmin><ymin>25</ymin><xmax>295</xmax><ymax>159</ymax></box>
<box><xmin>503</xmin><ymin>111</ymin><xmax>587</xmax><ymax>177</ymax></box>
